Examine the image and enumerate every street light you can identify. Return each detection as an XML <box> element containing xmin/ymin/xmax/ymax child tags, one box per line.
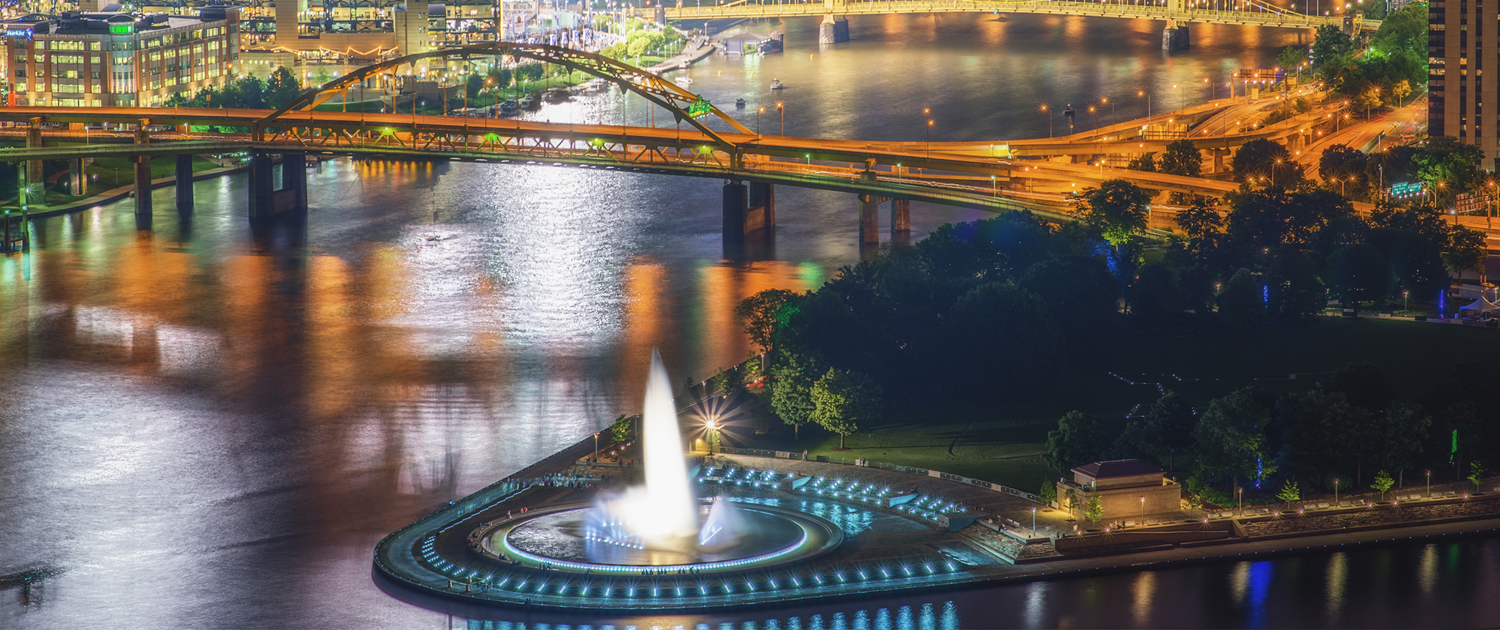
<box><xmin>1426</xmin><ymin>470</ymin><xmax>1431</xmax><ymax>498</ymax></box>
<box><xmin>1137</xmin><ymin>90</ymin><xmax>1151</xmax><ymax>126</ymax></box>
<box><xmin>1031</xmin><ymin>506</ymin><xmax>1037</xmax><ymax>533</ymax></box>
<box><xmin>757</xmin><ymin>106</ymin><xmax>764</xmax><ymax>136</ymax></box>
<box><xmin>1040</xmin><ymin>104</ymin><xmax>1052</xmax><ymax>138</ymax></box>
<box><xmin>776</xmin><ymin>101</ymin><xmax>784</xmax><ymax>136</ymax></box>
<box><xmin>1139</xmin><ymin>495</ymin><xmax>1145</xmax><ymax>524</ymax></box>
<box><xmin>593</xmin><ymin>432</ymin><xmax>600</xmax><ymax>462</ymax></box>
<box><xmin>926</xmin><ymin>119</ymin><xmax>934</xmax><ymax>159</ymax></box>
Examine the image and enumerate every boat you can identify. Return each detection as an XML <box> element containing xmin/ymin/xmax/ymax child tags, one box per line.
<box><xmin>735</xmin><ymin>97</ymin><xmax>746</xmax><ymax>108</ymax></box>
<box><xmin>770</xmin><ymin>79</ymin><xmax>783</xmax><ymax>90</ymax></box>
<box><xmin>678</xmin><ymin>60</ymin><xmax>689</xmax><ymax>69</ymax></box>
<box><xmin>500</xmin><ymin>100</ymin><xmax>519</xmax><ymax>116</ymax></box>
<box><xmin>518</xmin><ymin>94</ymin><xmax>538</xmax><ymax>110</ymax></box>
<box><xmin>675</xmin><ymin>75</ymin><xmax>693</xmax><ymax>86</ymax></box>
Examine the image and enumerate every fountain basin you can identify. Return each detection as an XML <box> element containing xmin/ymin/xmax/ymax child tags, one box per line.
<box><xmin>484</xmin><ymin>502</ymin><xmax>843</xmax><ymax>575</ymax></box>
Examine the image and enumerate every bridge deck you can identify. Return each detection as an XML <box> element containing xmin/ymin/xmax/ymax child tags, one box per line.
<box><xmin>664</xmin><ymin>0</ymin><xmax>1373</xmax><ymax>30</ymax></box>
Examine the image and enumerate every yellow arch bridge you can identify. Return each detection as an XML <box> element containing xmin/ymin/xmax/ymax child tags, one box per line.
<box><xmin>0</xmin><ymin>43</ymin><xmax>1336</xmax><ymax>245</ymax></box>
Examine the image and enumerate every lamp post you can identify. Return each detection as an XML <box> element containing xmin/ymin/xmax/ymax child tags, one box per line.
<box><xmin>1139</xmin><ymin>495</ymin><xmax>1145</xmax><ymax>524</ymax></box>
<box><xmin>593</xmin><ymin>432</ymin><xmax>599</xmax><ymax>462</ymax></box>
<box><xmin>1426</xmin><ymin>470</ymin><xmax>1431</xmax><ymax>498</ymax></box>
<box><xmin>757</xmin><ymin>106</ymin><xmax>764</xmax><ymax>136</ymax></box>
<box><xmin>1031</xmin><ymin>506</ymin><xmax>1037</xmax><ymax>533</ymax></box>
<box><xmin>926</xmin><ymin>119</ymin><xmax>934</xmax><ymax>159</ymax></box>
<box><xmin>1334</xmin><ymin>478</ymin><xmax>1340</xmax><ymax>505</ymax></box>
<box><xmin>1237</xmin><ymin>486</ymin><xmax>1243</xmax><ymax>516</ymax></box>
<box><xmin>776</xmin><ymin>101</ymin><xmax>784</xmax><ymax>136</ymax></box>
<box><xmin>1041</xmin><ymin>104</ymin><xmax>1052</xmax><ymax>138</ymax></box>
<box><xmin>1102</xmin><ymin>96</ymin><xmax>1114</xmax><ymax>126</ymax></box>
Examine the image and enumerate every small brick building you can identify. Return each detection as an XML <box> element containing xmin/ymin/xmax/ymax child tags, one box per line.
<box><xmin>1057</xmin><ymin>459</ymin><xmax>1181</xmax><ymax>522</ymax></box>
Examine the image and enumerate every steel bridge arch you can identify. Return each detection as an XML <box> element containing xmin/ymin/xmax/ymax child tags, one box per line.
<box><xmin>256</xmin><ymin>42</ymin><xmax>753</xmax><ymax>149</ymax></box>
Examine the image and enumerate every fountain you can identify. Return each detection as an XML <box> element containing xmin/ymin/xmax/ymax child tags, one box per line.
<box><xmin>492</xmin><ymin>349</ymin><xmax>840</xmax><ymax>571</ymax></box>
<box><xmin>586</xmin><ymin>348</ymin><xmax>736</xmax><ymax>555</ymax></box>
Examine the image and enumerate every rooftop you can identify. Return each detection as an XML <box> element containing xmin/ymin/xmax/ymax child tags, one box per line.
<box><xmin>1071</xmin><ymin>459</ymin><xmax>1164</xmax><ymax>480</ymax></box>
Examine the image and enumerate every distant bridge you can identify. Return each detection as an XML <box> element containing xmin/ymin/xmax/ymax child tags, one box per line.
<box><xmin>0</xmin><ymin>43</ymin><xmax>1353</xmax><ymax>245</ymax></box>
<box><xmin>664</xmin><ymin>0</ymin><xmax>1378</xmax><ymax>45</ymax></box>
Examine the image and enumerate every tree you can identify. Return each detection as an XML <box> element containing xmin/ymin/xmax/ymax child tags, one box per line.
<box><xmin>1372</xmin><ymin>470</ymin><xmax>1395</xmax><ymax>500</ymax></box>
<box><xmin>1319</xmin><ymin>144</ymin><xmax>1368</xmax><ymax>197</ymax></box>
<box><xmin>1328</xmin><ymin>243</ymin><xmax>1392</xmax><ymax>315</ymax></box>
<box><xmin>1044</xmin><ymin>411</ymin><xmax>1107</xmax><ymax>473</ymax></box>
<box><xmin>1391</xmin><ymin>79</ymin><xmax>1412</xmax><ymax>107</ymax></box>
<box><xmin>1415</xmin><ymin>136</ymin><xmax>1485</xmax><ymax>199</ymax></box>
<box><xmin>1127</xmin><ymin>153</ymin><xmax>1157</xmax><ymax>172</ymax></box>
<box><xmin>1076</xmin><ymin>179</ymin><xmax>1151</xmax><ymax>246</ymax></box>
<box><xmin>1115</xmin><ymin>391</ymin><xmax>1198</xmax><ymax>471</ymax></box>
<box><xmin>466</xmin><ymin>73</ymin><xmax>484</xmax><ymax>100</ymax></box>
<box><xmin>944</xmin><ymin>282</ymin><xmax>1066</xmax><ymax>395</ymax></box>
<box><xmin>265</xmin><ymin>66</ymin><xmax>303</xmax><ymax>110</ymax></box>
<box><xmin>1276</xmin><ymin>479</ymin><xmax>1301</xmax><ymax>506</ymax></box>
<box><xmin>770</xmin><ymin>351</ymin><xmax>822</xmax><ymax>439</ymax></box>
<box><xmin>734</xmin><ymin>289</ymin><xmax>801</xmax><ymax>354</ymax></box>
<box><xmin>488</xmin><ymin>66</ymin><xmax>513</xmax><ymax>91</ymax></box>
<box><xmin>1192</xmin><ymin>387</ymin><xmax>1276</xmax><ymax>489</ymax></box>
<box><xmin>1469</xmin><ymin>460</ymin><xmax>1487</xmax><ymax>492</ymax></box>
<box><xmin>1230</xmin><ymin>138</ymin><xmax>1302</xmax><ymax>186</ymax></box>
<box><xmin>1085</xmin><ymin>492</ymin><xmax>1104</xmax><ymax>526</ymax></box>
<box><xmin>1018</xmin><ymin>257</ymin><xmax>1118</xmax><ymax>337</ymax></box>
<box><xmin>1158</xmin><ymin>139</ymin><xmax>1203</xmax><ymax>178</ymax></box>
<box><xmin>609</xmin><ymin>414</ymin><xmax>638</xmax><ymax>444</ymax></box>
<box><xmin>1278</xmin><ymin>45</ymin><xmax>1309</xmax><ymax>76</ymax></box>
<box><xmin>809</xmin><ymin>368</ymin><xmax>882</xmax><ymax>449</ymax></box>
<box><xmin>1445</xmin><ymin>226</ymin><xmax>1487</xmax><ymax>287</ymax></box>
<box><xmin>1274</xmin><ymin>390</ymin><xmax>1366</xmax><ymax>483</ymax></box>
<box><xmin>1175</xmin><ymin>197</ymin><xmax>1224</xmax><ymax>243</ymax></box>
<box><xmin>1311</xmin><ymin>24</ymin><xmax>1356</xmax><ymax>74</ymax></box>
<box><xmin>1038</xmin><ymin>480</ymin><xmax>1058</xmax><ymax>506</ymax></box>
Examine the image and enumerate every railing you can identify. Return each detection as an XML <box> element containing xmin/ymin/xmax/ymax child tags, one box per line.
<box><xmin>663</xmin><ymin>0</ymin><xmax>1368</xmax><ymax>29</ymax></box>
<box><xmin>718</xmin><ymin>446</ymin><xmax>1042</xmax><ymax>503</ymax></box>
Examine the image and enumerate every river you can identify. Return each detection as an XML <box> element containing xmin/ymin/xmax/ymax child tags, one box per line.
<box><xmin>3</xmin><ymin>12</ymin><xmax>1492</xmax><ymax>630</ymax></box>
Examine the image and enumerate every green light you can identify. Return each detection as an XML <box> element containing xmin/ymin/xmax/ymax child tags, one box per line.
<box><xmin>687</xmin><ymin>97</ymin><xmax>712</xmax><ymax>118</ymax></box>
<box><xmin>109</xmin><ymin>23</ymin><xmax>133</xmax><ymax>34</ymax></box>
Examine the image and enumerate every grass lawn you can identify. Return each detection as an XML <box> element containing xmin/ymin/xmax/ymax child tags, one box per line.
<box><xmin>726</xmin><ymin>317</ymin><xmax>1500</xmax><ymax>494</ymax></box>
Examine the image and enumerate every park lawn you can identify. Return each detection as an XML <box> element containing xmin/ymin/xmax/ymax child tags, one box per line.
<box><xmin>731</xmin><ymin>316</ymin><xmax>1500</xmax><ymax>493</ymax></box>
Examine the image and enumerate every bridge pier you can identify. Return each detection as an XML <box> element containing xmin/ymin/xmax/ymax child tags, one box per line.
<box><xmin>819</xmin><ymin>15</ymin><xmax>850</xmax><ymax>44</ymax></box>
<box><xmin>133</xmin><ymin>156</ymin><xmax>152</xmax><ymax>229</ymax></box>
<box><xmin>248</xmin><ymin>153</ymin><xmax>308</xmax><ymax>223</ymax></box>
<box><xmin>748</xmin><ymin>181</ymin><xmax>775</xmax><ymax>232</ymax></box>
<box><xmin>889</xmin><ymin>198</ymin><xmax>910</xmax><ymax>239</ymax></box>
<box><xmin>723</xmin><ymin>181</ymin><xmax>749</xmax><ymax>246</ymax></box>
<box><xmin>175</xmin><ymin>154</ymin><xmax>194</xmax><ymax>218</ymax></box>
<box><xmin>859</xmin><ymin>194</ymin><xmax>879</xmax><ymax>245</ymax></box>
<box><xmin>68</xmin><ymin>158</ymin><xmax>89</xmax><ymax>197</ymax></box>
<box><xmin>1162</xmin><ymin>24</ymin><xmax>1189</xmax><ymax>50</ymax></box>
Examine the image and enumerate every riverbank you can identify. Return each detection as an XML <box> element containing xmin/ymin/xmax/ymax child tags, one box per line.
<box><xmin>372</xmin><ymin>396</ymin><xmax>1500</xmax><ymax>612</ymax></box>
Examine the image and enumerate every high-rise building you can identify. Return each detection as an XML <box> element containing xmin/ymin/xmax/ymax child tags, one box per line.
<box><xmin>0</xmin><ymin>9</ymin><xmax>240</xmax><ymax>107</ymax></box>
<box><xmin>1429</xmin><ymin>0</ymin><xmax>1497</xmax><ymax>168</ymax></box>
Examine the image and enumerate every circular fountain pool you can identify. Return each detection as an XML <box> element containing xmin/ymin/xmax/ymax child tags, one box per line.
<box><xmin>489</xmin><ymin>502</ymin><xmax>843</xmax><ymax>575</ymax></box>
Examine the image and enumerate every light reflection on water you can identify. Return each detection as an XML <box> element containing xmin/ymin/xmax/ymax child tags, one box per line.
<box><xmin>1</xmin><ymin>11</ymin><xmax>1497</xmax><ymax>630</ymax></box>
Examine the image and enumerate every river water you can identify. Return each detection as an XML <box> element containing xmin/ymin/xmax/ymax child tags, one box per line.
<box><xmin>2</xmin><ymin>12</ymin><xmax>1494</xmax><ymax>629</ymax></box>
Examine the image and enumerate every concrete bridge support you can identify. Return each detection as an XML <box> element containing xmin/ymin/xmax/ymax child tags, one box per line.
<box><xmin>748</xmin><ymin>181</ymin><xmax>775</xmax><ymax>233</ymax></box>
<box><xmin>175</xmin><ymin>154</ymin><xmax>194</xmax><ymax>218</ymax></box>
<box><xmin>889</xmin><ymin>198</ymin><xmax>910</xmax><ymax>238</ymax></box>
<box><xmin>132</xmin><ymin>156</ymin><xmax>152</xmax><ymax>228</ymax></box>
<box><xmin>819</xmin><ymin>14</ymin><xmax>850</xmax><ymax>44</ymax></box>
<box><xmin>859</xmin><ymin>194</ymin><xmax>880</xmax><ymax>244</ymax></box>
<box><xmin>68</xmin><ymin>158</ymin><xmax>89</xmax><ymax>197</ymax></box>
<box><xmin>1162</xmin><ymin>24</ymin><xmax>1189</xmax><ymax>50</ymax></box>
<box><xmin>249</xmin><ymin>153</ymin><xmax>309</xmax><ymax>222</ymax></box>
<box><xmin>722</xmin><ymin>181</ymin><xmax>749</xmax><ymax>245</ymax></box>
<box><xmin>21</xmin><ymin>118</ymin><xmax>43</xmax><ymax>208</ymax></box>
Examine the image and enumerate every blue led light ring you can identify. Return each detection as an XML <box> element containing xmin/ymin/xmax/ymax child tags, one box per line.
<box><xmin>495</xmin><ymin>506</ymin><xmax>843</xmax><ymax>576</ymax></box>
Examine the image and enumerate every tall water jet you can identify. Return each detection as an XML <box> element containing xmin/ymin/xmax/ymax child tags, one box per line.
<box><xmin>637</xmin><ymin>347</ymin><xmax>697</xmax><ymax>540</ymax></box>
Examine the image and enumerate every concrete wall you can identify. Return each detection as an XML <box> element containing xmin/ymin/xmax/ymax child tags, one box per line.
<box><xmin>1058</xmin><ymin>482</ymin><xmax>1181</xmax><ymax>521</ymax></box>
